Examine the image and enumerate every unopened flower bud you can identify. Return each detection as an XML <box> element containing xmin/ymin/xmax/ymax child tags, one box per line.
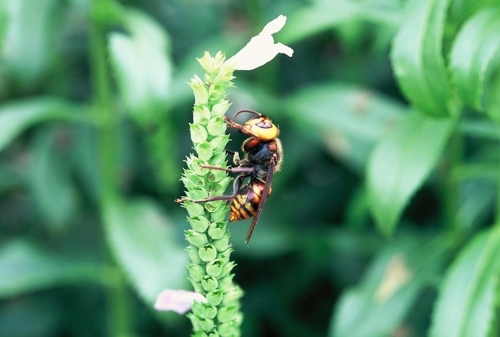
<box><xmin>189</xmin><ymin>75</ymin><xmax>209</xmax><ymax>104</ymax></box>
<box><xmin>218</xmin><ymin>274</ymin><xmax>234</xmax><ymax>289</ymax></box>
<box><xmin>207</xmin><ymin>117</ymin><xmax>226</xmax><ymax>136</ymax></box>
<box><xmin>209</xmin><ymin>85</ymin><xmax>225</xmax><ymax>103</ymax></box>
<box><xmin>214</xmin><ymin>63</ymin><xmax>235</xmax><ymax>84</ymax></box>
<box><xmin>219</xmin><ymin>261</ymin><xmax>236</xmax><ymax>278</ymax></box>
<box><xmin>191</xmin><ymin>158</ymin><xmax>209</xmax><ymax>176</ymax></box>
<box><xmin>191</xmin><ymin>299</ymin><xmax>204</xmax><ymax>316</ymax></box>
<box><xmin>211</xmin><ymin>99</ymin><xmax>231</xmax><ymax>118</ymax></box>
<box><xmin>203</xmin><ymin>201</ymin><xmax>224</xmax><ymax>213</ymax></box>
<box><xmin>217</xmin><ymin>306</ymin><xmax>238</xmax><ymax>323</ymax></box>
<box><xmin>211</xmin><ymin>152</ymin><xmax>227</xmax><ymax>166</ymax></box>
<box><xmin>212</xmin><ymin>178</ymin><xmax>231</xmax><ymax>195</ymax></box>
<box><xmin>209</xmin><ymin>136</ymin><xmax>230</xmax><ymax>155</ymax></box>
<box><xmin>201</xmin><ymin>275</ymin><xmax>218</xmax><ymax>292</ymax></box>
<box><xmin>193</xmin><ymin>104</ymin><xmax>211</xmax><ymax>125</ymax></box>
<box><xmin>189</xmin><ymin>215</ymin><xmax>210</xmax><ymax>233</ymax></box>
<box><xmin>187</xmin><ymin>313</ymin><xmax>201</xmax><ymax>331</ymax></box>
<box><xmin>186</xmin><ymin>246</ymin><xmax>202</xmax><ymax>264</ymax></box>
<box><xmin>189</xmin><ymin>279</ymin><xmax>204</xmax><ymax>293</ymax></box>
<box><xmin>217</xmin><ymin>247</ymin><xmax>233</xmax><ymax>264</ymax></box>
<box><xmin>188</xmin><ymin>263</ymin><xmax>206</xmax><ymax>282</ymax></box>
<box><xmin>206</xmin><ymin>168</ymin><xmax>228</xmax><ymax>183</ymax></box>
<box><xmin>201</xmin><ymin>303</ymin><xmax>217</xmax><ymax>319</ymax></box>
<box><xmin>187</xmin><ymin>188</ymin><xmax>208</xmax><ymax>201</ymax></box>
<box><xmin>185</xmin><ymin>230</ymin><xmax>208</xmax><ymax>247</ymax></box>
<box><xmin>206</xmin><ymin>259</ymin><xmax>223</xmax><ymax>277</ymax></box>
<box><xmin>217</xmin><ymin>321</ymin><xmax>237</xmax><ymax>337</ymax></box>
<box><xmin>195</xmin><ymin>142</ymin><xmax>214</xmax><ymax>161</ymax></box>
<box><xmin>198</xmin><ymin>318</ymin><xmax>214</xmax><ymax>331</ymax></box>
<box><xmin>197</xmin><ymin>51</ymin><xmax>221</xmax><ymax>75</ymax></box>
<box><xmin>208</xmin><ymin>222</ymin><xmax>226</xmax><ymax>239</ymax></box>
<box><xmin>184</xmin><ymin>202</ymin><xmax>205</xmax><ymax>218</ymax></box>
<box><xmin>206</xmin><ymin>289</ymin><xmax>224</xmax><ymax>306</ymax></box>
<box><xmin>190</xmin><ymin>123</ymin><xmax>208</xmax><ymax>144</ymax></box>
<box><xmin>192</xmin><ymin>302</ymin><xmax>217</xmax><ymax>321</ymax></box>
<box><xmin>210</xmin><ymin>203</ymin><xmax>230</xmax><ymax>221</ymax></box>
<box><xmin>212</xmin><ymin>51</ymin><xmax>226</xmax><ymax>71</ymax></box>
<box><xmin>213</xmin><ymin>234</ymin><xmax>230</xmax><ymax>251</ymax></box>
<box><xmin>181</xmin><ymin>172</ymin><xmax>205</xmax><ymax>189</ymax></box>
<box><xmin>222</xmin><ymin>286</ymin><xmax>243</xmax><ymax>306</ymax></box>
<box><xmin>199</xmin><ymin>244</ymin><xmax>217</xmax><ymax>261</ymax></box>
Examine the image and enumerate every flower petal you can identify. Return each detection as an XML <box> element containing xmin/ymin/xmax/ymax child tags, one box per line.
<box><xmin>154</xmin><ymin>289</ymin><xmax>207</xmax><ymax>314</ymax></box>
<box><xmin>261</xmin><ymin>14</ymin><xmax>287</xmax><ymax>35</ymax></box>
<box><xmin>226</xmin><ymin>15</ymin><xmax>294</xmax><ymax>71</ymax></box>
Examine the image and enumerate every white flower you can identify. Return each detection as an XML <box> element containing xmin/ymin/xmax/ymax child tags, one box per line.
<box><xmin>226</xmin><ymin>15</ymin><xmax>293</xmax><ymax>71</ymax></box>
<box><xmin>154</xmin><ymin>289</ymin><xmax>207</xmax><ymax>314</ymax></box>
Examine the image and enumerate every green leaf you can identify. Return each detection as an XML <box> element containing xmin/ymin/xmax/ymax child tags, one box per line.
<box><xmin>330</xmin><ymin>235</ymin><xmax>447</xmax><ymax>337</ymax></box>
<box><xmin>458</xmin><ymin>119</ymin><xmax>500</xmax><ymax>140</ymax></box>
<box><xmin>0</xmin><ymin>8</ymin><xmax>8</xmax><ymax>55</ymax></box>
<box><xmin>0</xmin><ymin>240</ymin><xmax>102</xmax><ymax>298</ymax></box>
<box><xmin>391</xmin><ymin>0</ymin><xmax>455</xmax><ymax>117</ymax></box>
<box><xmin>108</xmin><ymin>9</ymin><xmax>179</xmax><ymax>191</ymax></box>
<box><xmin>278</xmin><ymin>0</ymin><xmax>403</xmax><ymax>45</ymax></box>
<box><xmin>1</xmin><ymin>0</ymin><xmax>58</xmax><ymax>86</ymax></box>
<box><xmin>285</xmin><ymin>83</ymin><xmax>406</xmax><ymax>170</ymax></box>
<box><xmin>27</xmin><ymin>129</ymin><xmax>78</xmax><ymax>230</ymax></box>
<box><xmin>429</xmin><ymin>227</ymin><xmax>500</xmax><ymax>337</ymax></box>
<box><xmin>278</xmin><ymin>0</ymin><xmax>360</xmax><ymax>45</ymax></box>
<box><xmin>345</xmin><ymin>187</ymin><xmax>370</xmax><ymax>231</ymax></box>
<box><xmin>0</xmin><ymin>297</ymin><xmax>60</xmax><ymax>337</ymax></box>
<box><xmin>0</xmin><ymin>161</ymin><xmax>22</xmax><ymax>192</ymax></box>
<box><xmin>484</xmin><ymin>59</ymin><xmax>500</xmax><ymax>120</ymax></box>
<box><xmin>366</xmin><ymin>112</ymin><xmax>455</xmax><ymax>236</ymax></box>
<box><xmin>448</xmin><ymin>0</ymin><xmax>499</xmax><ymax>26</ymax></box>
<box><xmin>109</xmin><ymin>8</ymin><xmax>172</xmax><ymax>121</ymax></box>
<box><xmin>455</xmin><ymin>180</ymin><xmax>496</xmax><ymax>231</ymax></box>
<box><xmin>69</xmin><ymin>125</ymin><xmax>102</xmax><ymax>201</ymax></box>
<box><xmin>0</xmin><ymin>97</ymin><xmax>86</xmax><ymax>153</ymax></box>
<box><xmin>104</xmin><ymin>198</ymin><xmax>188</xmax><ymax>304</ymax></box>
<box><xmin>449</xmin><ymin>6</ymin><xmax>500</xmax><ymax>115</ymax></box>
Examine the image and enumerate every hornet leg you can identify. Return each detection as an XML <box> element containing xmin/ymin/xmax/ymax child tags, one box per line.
<box><xmin>225</xmin><ymin>150</ymin><xmax>241</xmax><ymax>166</ymax></box>
<box><xmin>175</xmin><ymin>175</ymin><xmax>245</xmax><ymax>204</ymax></box>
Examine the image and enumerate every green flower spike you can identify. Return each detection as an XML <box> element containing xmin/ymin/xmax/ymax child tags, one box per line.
<box><xmin>181</xmin><ymin>51</ymin><xmax>243</xmax><ymax>337</ymax></box>
<box><xmin>155</xmin><ymin>15</ymin><xmax>293</xmax><ymax>337</ymax></box>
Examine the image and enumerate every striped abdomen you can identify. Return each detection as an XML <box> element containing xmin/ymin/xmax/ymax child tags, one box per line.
<box><xmin>229</xmin><ymin>179</ymin><xmax>271</xmax><ymax>222</ymax></box>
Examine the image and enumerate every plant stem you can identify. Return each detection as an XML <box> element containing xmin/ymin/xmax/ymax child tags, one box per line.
<box><xmin>106</xmin><ymin>269</ymin><xmax>133</xmax><ymax>337</ymax></box>
<box><xmin>444</xmin><ymin>129</ymin><xmax>463</xmax><ymax>233</ymax></box>
<box><xmin>496</xmin><ymin>125</ymin><xmax>500</xmax><ymax>225</ymax></box>
<box><xmin>182</xmin><ymin>52</ymin><xmax>243</xmax><ymax>337</ymax></box>
<box><xmin>89</xmin><ymin>2</ymin><xmax>132</xmax><ymax>336</ymax></box>
<box><xmin>89</xmin><ymin>4</ymin><xmax>118</xmax><ymax>203</ymax></box>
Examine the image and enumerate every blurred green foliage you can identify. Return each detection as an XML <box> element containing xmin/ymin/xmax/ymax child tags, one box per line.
<box><xmin>1</xmin><ymin>0</ymin><xmax>500</xmax><ymax>336</ymax></box>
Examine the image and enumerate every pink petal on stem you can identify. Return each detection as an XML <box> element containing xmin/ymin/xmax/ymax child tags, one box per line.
<box><xmin>154</xmin><ymin>289</ymin><xmax>207</xmax><ymax>314</ymax></box>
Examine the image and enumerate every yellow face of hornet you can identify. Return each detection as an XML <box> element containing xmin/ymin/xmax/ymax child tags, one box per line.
<box><xmin>242</xmin><ymin>117</ymin><xmax>280</xmax><ymax>141</ymax></box>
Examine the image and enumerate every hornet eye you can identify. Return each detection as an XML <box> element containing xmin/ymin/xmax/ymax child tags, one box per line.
<box><xmin>256</xmin><ymin>121</ymin><xmax>272</xmax><ymax>128</ymax></box>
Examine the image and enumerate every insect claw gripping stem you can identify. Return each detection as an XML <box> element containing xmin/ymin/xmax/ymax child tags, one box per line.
<box><xmin>223</xmin><ymin>116</ymin><xmax>243</xmax><ymax>130</ymax></box>
<box><xmin>200</xmin><ymin>165</ymin><xmax>255</xmax><ymax>174</ymax></box>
